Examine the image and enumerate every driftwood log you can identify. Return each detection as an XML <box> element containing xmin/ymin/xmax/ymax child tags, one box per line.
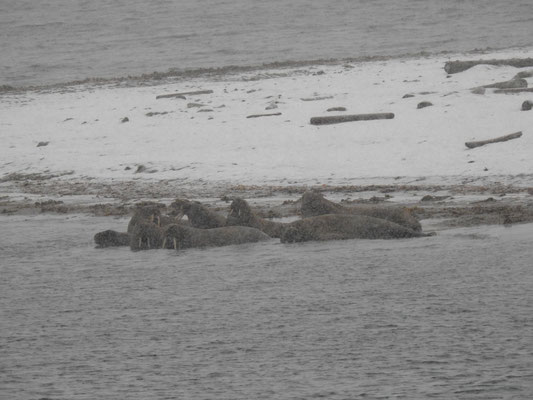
<box><xmin>494</xmin><ymin>88</ymin><xmax>533</xmax><ymax>94</ymax></box>
<box><xmin>246</xmin><ymin>112</ymin><xmax>282</xmax><ymax>118</ymax></box>
<box><xmin>444</xmin><ymin>58</ymin><xmax>533</xmax><ymax>74</ymax></box>
<box><xmin>483</xmin><ymin>78</ymin><xmax>527</xmax><ymax>89</ymax></box>
<box><xmin>310</xmin><ymin>113</ymin><xmax>394</xmax><ymax>125</ymax></box>
<box><xmin>465</xmin><ymin>131</ymin><xmax>522</xmax><ymax>149</ymax></box>
<box><xmin>156</xmin><ymin>90</ymin><xmax>213</xmax><ymax>99</ymax></box>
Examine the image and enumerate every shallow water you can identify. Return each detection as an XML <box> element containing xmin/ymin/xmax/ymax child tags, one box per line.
<box><xmin>1</xmin><ymin>214</ymin><xmax>532</xmax><ymax>399</ymax></box>
<box><xmin>1</xmin><ymin>0</ymin><xmax>532</xmax><ymax>87</ymax></box>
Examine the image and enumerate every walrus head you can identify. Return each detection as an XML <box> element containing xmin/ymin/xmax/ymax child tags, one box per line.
<box><xmin>162</xmin><ymin>224</ymin><xmax>189</xmax><ymax>250</ymax></box>
<box><xmin>130</xmin><ymin>222</ymin><xmax>164</xmax><ymax>250</ymax></box>
<box><xmin>94</xmin><ymin>230</ymin><xmax>129</xmax><ymax>248</ymax></box>
<box><xmin>300</xmin><ymin>191</ymin><xmax>340</xmax><ymax>217</ymax></box>
<box><xmin>169</xmin><ymin>199</ymin><xmax>192</xmax><ymax>220</ymax></box>
<box><xmin>227</xmin><ymin>198</ymin><xmax>254</xmax><ymax>224</ymax></box>
<box><xmin>134</xmin><ymin>205</ymin><xmax>162</xmax><ymax>226</ymax></box>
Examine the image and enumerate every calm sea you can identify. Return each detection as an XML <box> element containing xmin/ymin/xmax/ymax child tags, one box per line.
<box><xmin>1</xmin><ymin>0</ymin><xmax>532</xmax><ymax>88</ymax></box>
<box><xmin>1</xmin><ymin>215</ymin><xmax>532</xmax><ymax>399</ymax></box>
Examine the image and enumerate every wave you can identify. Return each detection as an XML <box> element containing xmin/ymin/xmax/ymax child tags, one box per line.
<box><xmin>0</xmin><ymin>45</ymin><xmax>528</xmax><ymax>94</ymax></box>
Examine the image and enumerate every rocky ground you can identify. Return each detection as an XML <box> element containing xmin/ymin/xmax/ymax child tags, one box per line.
<box><xmin>2</xmin><ymin>173</ymin><xmax>533</xmax><ymax>232</ymax></box>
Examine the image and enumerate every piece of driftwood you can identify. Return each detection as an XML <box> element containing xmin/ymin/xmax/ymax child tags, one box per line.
<box><xmin>310</xmin><ymin>113</ymin><xmax>394</xmax><ymax>125</ymax></box>
<box><xmin>494</xmin><ymin>87</ymin><xmax>533</xmax><ymax>94</ymax></box>
<box><xmin>465</xmin><ymin>131</ymin><xmax>522</xmax><ymax>149</ymax></box>
<box><xmin>483</xmin><ymin>78</ymin><xmax>527</xmax><ymax>89</ymax></box>
<box><xmin>156</xmin><ymin>90</ymin><xmax>213</xmax><ymax>99</ymax></box>
<box><xmin>417</xmin><ymin>101</ymin><xmax>433</xmax><ymax>109</ymax></box>
<box><xmin>301</xmin><ymin>96</ymin><xmax>334</xmax><ymax>101</ymax></box>
<box><xmin>444</xmin><ymin>58</ymin><xmax>533</xmax><ymax>74</ymax></box>
<box><xmin>246</xmin><ymin>112</ymin><xmax>282</xmax><ymax>119</ymax></box>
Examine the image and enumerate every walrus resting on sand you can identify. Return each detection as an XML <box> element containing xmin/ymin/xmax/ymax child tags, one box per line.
<box><xmin>300</xmin><ymin>191</ymin><xmax>422</xmax><ymax>232</ymax></box>
<box><xmin>170</xmin><ymin>199</ymin><xmax>226</xmax><ymax>228</ymax></box>
<box><xmin>94</xmin><ymin>230</ymin><xmax>130</xmax><ymax>248</ymax></box>
<box><xmin>162</xmin><ymin>224</ymin><xmax>271</xmax><ymax>250</ymax></box>
<box><xmin>280</xmin><ymin>214</ymin><xmax>433</xmax><ymax>243</ymax></box>
<box><xmin>226</xmin><ymin>198</ymin><xmax>286</xmax><ymax>237</ymax></box>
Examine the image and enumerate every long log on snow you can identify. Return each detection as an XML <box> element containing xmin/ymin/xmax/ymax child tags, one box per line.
<box><xmin>494</xmin><ymin>87</ymin><xmax>533</xmax><ymax>94</ymax></box>
<box><xmin>465</xmin><ymin>131</ymin><xmax>522</xmax><ymax>149</ymax></box>
<box><xmin>156</xmin><ymin>90</ymin><xmax>213</xmax><ymax>99</ymax></box>
<box><xmin>310</xmin><ymin>113</ymin><xmax>394</xmax><ymax>125</ymax></box>
<box><xmin>444</xmin><ymin>58</ymin><xmax>533</xmax><ymax>74</ymax></box>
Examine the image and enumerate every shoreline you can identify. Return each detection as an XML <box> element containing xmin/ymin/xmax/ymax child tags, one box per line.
<box><xmin>2</xmin><ymin>176</ymin><xmax>532</xmax><ymax>231</ymax></box>
<box><xmin>2</xmin><ymin>46</ymin><xmax>531</xmax><ymax>94</ymax></box>
<box><xmin>1</xmin><ymin>47</ymin><xmax>533</xmax><ymax>230</ymax></box>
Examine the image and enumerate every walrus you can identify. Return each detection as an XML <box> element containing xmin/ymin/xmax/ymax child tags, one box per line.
<box><xmin>170</xmin><ymin>199</ymin><xmax>226</xmax><ymax>229</ymax></box>
<box><xmin>127</xmin><ymin>204</ymin><xmax>162</xmax><ymax>234</ymax></box>
<box><xmin>226</xmin><ymin>198</ymin><xmax>286</xmax><ymax>237</ymax></box>
<box><xmin>94</xmin><ymin>229</ymin><xmax>130</xmax><ymax>248</ymax></box>
<box><xmin>162</xmin><ymin>224</ymin><xmax>271</xmax><ymax>250</ymax></box>
<box><xmin>280</xmin><ymin>214</ymin><xmax>433</xmax><ymax>243</ymax></box>
<box><xmin>300</xmin><ymin>191</ymin><xmax>422</xmax><ymax>232</ymax></box>
<box><xmin>129</xmin><ymin>221</ymin><xmax>165</xmax><ymax>250</ymax></box>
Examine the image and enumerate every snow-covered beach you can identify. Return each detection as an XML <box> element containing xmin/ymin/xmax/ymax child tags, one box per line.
<box><xmin>1</xmin><ymin>48</ymin><xmax>533</xmax><ymax>222</ymax></box>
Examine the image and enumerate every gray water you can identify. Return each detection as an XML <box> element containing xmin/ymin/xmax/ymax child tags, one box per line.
<box><xmin>1</xmin><ymin>214</ymin><xmax>532</xmax><ymax>399</ymax></box>
<box><xmin>1</xmin><ymin>0</ymin><xmax>533</xmax><ymax>88</ymax></box>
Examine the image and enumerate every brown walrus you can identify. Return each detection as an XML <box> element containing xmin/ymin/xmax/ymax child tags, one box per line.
<box><xmin>170</xmin><ymin>199</ymin><xmax>226</xmax><ymax>229</ymax></box>
<box><xmin>129</xmin><ymin>221</ymin><xmax>165</xmax><ymax>250</ymax></box>
<box><xmin>300</xmin><ymin>191</ymin><xmax>422</xmax><ymax>232</ymax></box>
<box><xmin>226</xmin><ymin>198</ymin><xmax>286</xmax><ymax>238</ymax></box>
<box><xmin>280</xmin><ymin>214</ymin><xmax>433</xmax><ymax>243</ymax></box>
<box><xmin>94</xmin><ymin>229</ymin><xmax>130</xmax><ymax>248</ymax></box>
<box><xmin>127</xmin><ymin>204</ymin><xmax>163</xmax><ymax>234</ymax></box>
<box><xmin>162</xmin><ymin>224</ymin><xmax>271</xmax><ymax>250</ymax></box>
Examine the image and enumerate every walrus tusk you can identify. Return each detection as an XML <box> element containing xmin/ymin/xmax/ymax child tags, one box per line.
<box><xmin>173</xmin><ymin>238</ymin><xmax>177</xmax><ymax>250</ymax></box>
<box><xmin>162</xmin><ymin>238</ymin><xmax>167</xmax><ymax>249</ymax></box>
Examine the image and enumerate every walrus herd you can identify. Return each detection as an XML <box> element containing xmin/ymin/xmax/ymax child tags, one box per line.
<box><xmin>94</xmin><ymin>191</ymin><xmax>434</xmax><ymax>251</ymax></box>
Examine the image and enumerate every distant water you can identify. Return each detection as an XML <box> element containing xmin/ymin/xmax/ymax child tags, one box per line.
<box><xmin>1</xmin><ymin>214</ymin><xmax>532</xmax><ymax>399</ymax></box>
<box><xmin>1</xmin><ymin>0</ymin><xmax>532</xmax><ymax>88</ymax></box>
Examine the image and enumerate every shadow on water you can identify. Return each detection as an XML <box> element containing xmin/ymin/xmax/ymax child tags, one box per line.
<box><xmin>1</xmin><ymin>215</ymin><xmax>532</xmax><ymax>399</ymax></box>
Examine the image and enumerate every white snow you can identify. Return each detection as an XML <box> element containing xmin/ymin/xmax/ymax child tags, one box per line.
<box><xmin>1</xmin><ymin>48</ymin><xmax>533</xmax><ymax>191</ymax></box>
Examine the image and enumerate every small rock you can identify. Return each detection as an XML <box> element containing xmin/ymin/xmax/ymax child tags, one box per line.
<box><xmin>521</xmin><ymin>100</ymin><xmax>533</xmax><ymax>111</ymax></box>
<box><xmin>402</xmin><ymin>94</ymin><xmax>415</xmax><ymax>99</ymax></box>
<box><xmin>420</xmin><ymin>195</ymin><xmax>436</xmax><ymax>202</ymax></box>
<box><xmin>417</xmin><ymin>101</ymin><xmax>433</xmax><ymax>109</ymax></box>
<box><xmin>471</xmin><ymin>87</ymin><xmax>486</xmax><ymax>95</ymax></box>
<box><xmin>135</xmin><ymin>165</ymin><xmax>147</xmax><ymax>173</ymax></box>
<box><xmin>187</xmin><ymin>103</ymin><xmax>205</xmax><ymax>108</ymax></box>
<box><xmin>145</xmin><ymin>111</ymin><xmax>169</xmax><ymax>117</ymax></box>
<box><xmin>327</xmin><ymin>107</ymin><xmax>347</xmax><ymax>112</ymax></box>
<box><xmin>124</xmin><ymin>166</ymin><xmax>131</xmax><ymax>170</ymax></box>
<box><xmin>121</xmin><ymin>117</ymin><xmax>129</xmax><ymax>123</ymax></box>
<box><xmin>37</xmin><ymin>141</ymin><xmax>49</xmax><ymax>147</ymax></box>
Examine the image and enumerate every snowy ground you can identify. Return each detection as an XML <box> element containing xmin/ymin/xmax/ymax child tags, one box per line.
<box><xmin>1</xmin><ymin>48</ymin><xmax>532</xmax><ymax>209</ymax></box>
